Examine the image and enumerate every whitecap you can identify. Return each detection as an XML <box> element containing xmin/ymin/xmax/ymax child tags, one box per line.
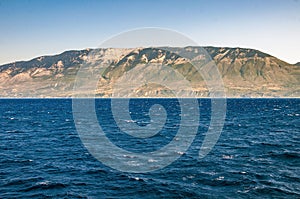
<box><xmin>176</xmin><ymin>151</ymin><xmax>184</xmax><ymax>155</ymax></box>
<box><xmin>148</xmin><ymin>158</ymin><xmax>157</xmax><ymax>163</ymax></box>
<box><xmin>37</xmin><ymin>180</ymin><xmax>51</xmax><ymax>186</ymax></box>
<box><xmin>216</xmin><ymin>176</ymin><xmax>224</xmax><ymax>180</ymax></box>
<box><xmin>124</xmin><ymin>119</ymin><xmax>135</xmax><ymax>123</ymax></box>
<box><xmin>187</xmin><ymin>175</ymin><xmax>195</xmax><ymax>179</ymax></box>
<box><xmin>222</xmin><ymin>155</ymin><xmax>234</xmax><ymax>159</ymax></box>
<box><xmin>126</xmin><ymin>161</ymin><xmax>141</xmax><ymax>166</ymax></box>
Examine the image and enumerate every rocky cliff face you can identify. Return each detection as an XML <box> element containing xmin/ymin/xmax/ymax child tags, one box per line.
<box><xmin>0</xmin><ymin>47</ymin><xmax>299</xmax><ymax>97</ymax></box>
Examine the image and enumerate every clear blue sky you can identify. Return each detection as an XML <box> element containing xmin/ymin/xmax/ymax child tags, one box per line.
<box><xmin>0</xmin><ymin>0</ymin><xmax>299</xmax><ymax>64</ymax></box>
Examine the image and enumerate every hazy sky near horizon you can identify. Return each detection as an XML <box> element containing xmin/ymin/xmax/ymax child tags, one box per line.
<box><xmin>0</xmin><ymin>0</ymin><xmax>299</xmax><ymax>64</ymax></box>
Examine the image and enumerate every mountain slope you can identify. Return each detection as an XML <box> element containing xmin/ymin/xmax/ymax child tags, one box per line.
<box><xmin>0</xmin><ymin>47</ymin><xmax>298</xmax><ymax>97</ymax></box>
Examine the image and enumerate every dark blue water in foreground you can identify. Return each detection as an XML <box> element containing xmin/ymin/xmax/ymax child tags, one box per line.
<box><xmin>0</xmin><ymin>99</ymin><xmax>299</xmax><ymax>198</ymax></box>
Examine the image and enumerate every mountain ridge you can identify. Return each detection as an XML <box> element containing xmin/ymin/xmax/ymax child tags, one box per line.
<box><xmin>0</xmin><ymin>46</ymin><xmax>299</xmax><ymax>98</ymax></box>
<box><xmin>1</xmin><ymin>46</ymin><xmax>291</xmax><ymax>67</ymax></box>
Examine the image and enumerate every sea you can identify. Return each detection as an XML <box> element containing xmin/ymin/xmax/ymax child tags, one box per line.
<box><xmin>0</xmin><ymin>98</ymin><xmax>299</xmax><ymax>198</ymax></box>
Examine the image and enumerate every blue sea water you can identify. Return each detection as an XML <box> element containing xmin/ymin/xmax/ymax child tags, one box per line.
<box><xmin>0</xmin><ymin>98</ymin><xmax>299</xmax><ymax>198</ymax></box>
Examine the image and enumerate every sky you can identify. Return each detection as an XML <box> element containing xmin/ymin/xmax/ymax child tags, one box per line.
<box><xmin>0</xmin><ymin>0</ymin><xmax>299</xmax><ymax>65</ymax></box>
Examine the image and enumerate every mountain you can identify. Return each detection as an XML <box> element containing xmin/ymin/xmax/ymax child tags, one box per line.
<box><xmin>0</xmin><ymin>47</ymin><xmax>299</xmax><ymax>98</ymax></box>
